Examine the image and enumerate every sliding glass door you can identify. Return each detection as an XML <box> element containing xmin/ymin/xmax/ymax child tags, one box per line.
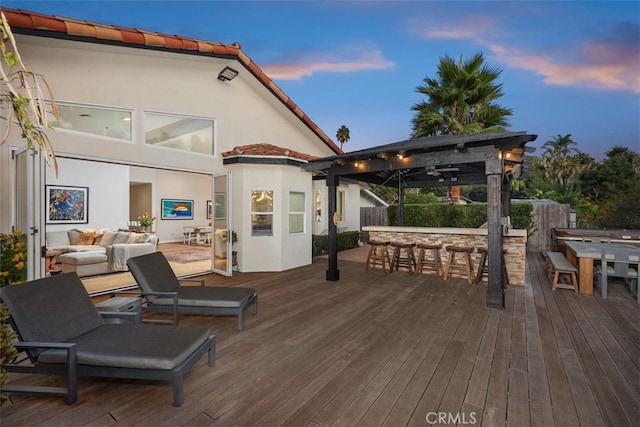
<box><xmin>212</xmin><ymin>172</ymin><xmax>232</xmax><ymax>276</ymax></box>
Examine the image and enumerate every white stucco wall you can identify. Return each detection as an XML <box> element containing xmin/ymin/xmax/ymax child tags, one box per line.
<box><xmin>227</xmin><ymin>162</ymin><xmax>313</xmax><ymax>272</ymax></box>
<box><xmin>0</xmin><ymin>33</ymin><xmax>352</xmax><ymax>274</ymax></box>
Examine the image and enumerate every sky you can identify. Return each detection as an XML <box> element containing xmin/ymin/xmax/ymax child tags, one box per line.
<box><xmin>4</xmin><ymin>0</ymin><xmax>639</xmax><ymax>160</ymax></box>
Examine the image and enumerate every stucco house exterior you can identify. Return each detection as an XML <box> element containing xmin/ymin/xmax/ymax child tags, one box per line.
<box><xmin>0</xmin><ymin>8</ymin><xmax>361</xmax><ymax>278</ymax></box>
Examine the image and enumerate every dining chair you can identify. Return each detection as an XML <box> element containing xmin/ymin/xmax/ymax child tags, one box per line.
<box><xmin>182</xmin><ymin>227</ymin><xmax>196</xmax><ymax>245</ymax></box>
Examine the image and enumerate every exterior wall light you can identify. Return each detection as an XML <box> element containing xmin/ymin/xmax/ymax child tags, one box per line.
<box><xmin>218</xmin><ymin>66</ymin><xmax>239</xmax><ymax>81</ymax></box>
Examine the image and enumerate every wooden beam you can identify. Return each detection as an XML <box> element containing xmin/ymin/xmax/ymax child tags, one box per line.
<box><xmin>486</xmin><ymin>171</ymin><xmax>504</xmax><ymax>309</ymax></box>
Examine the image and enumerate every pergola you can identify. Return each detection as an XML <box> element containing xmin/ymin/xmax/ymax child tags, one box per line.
<box><xmin>303</xmin><ymin>131</ymin><xmax>537</xmax><ymax>309</ymax></box>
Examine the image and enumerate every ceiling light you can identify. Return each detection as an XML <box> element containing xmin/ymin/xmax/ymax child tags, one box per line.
<box><xmin>218</xmin><ymin>66</ymin><xmax>239</xmax><ymax>81</ymax></box>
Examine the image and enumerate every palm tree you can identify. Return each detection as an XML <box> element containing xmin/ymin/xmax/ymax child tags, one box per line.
<box><xmin>336</xmin><ymin>125</ymin><xmax>350</xmax><ymax>151</ymax></box>
<box><xmin>541</xmin><ymin>134</ymin><xmax>577</xmax><ymax>157</ymax></box>
<box><xmin>411</xmin><ymin>52</ymin><xmax>512</xmax><ymax>137</ymax></box>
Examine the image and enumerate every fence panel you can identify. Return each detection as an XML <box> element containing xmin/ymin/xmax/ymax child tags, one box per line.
<box><xmin>527</xmin><ymin>203</ymin><xmax>569</xmax><ymax>252</ymax></box>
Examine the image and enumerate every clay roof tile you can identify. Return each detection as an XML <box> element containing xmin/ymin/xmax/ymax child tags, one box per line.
<box><xmin>221</xmin><ymin>143</ymin><xmax>318</xmax><ymax>162</ymax></box>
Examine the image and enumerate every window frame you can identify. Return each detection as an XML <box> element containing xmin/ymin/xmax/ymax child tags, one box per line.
<box><xmin>45</xmin><ymin>101</ymin><xmax>134</xmax><ymax>142</ymax></box>
<box><xmin>143</xmin><ymin>110</ymin><xmax>216</xmax><ymax>156</ymax></box>
<box><xmin>288</xmin><ymin>191</ymin><xmax>306</xmax><ymax>234</ymax></box>
<box><xmin>251</xmin><ymin>190</ymin><xmax>274</xmax><ymax>236</ymax></box>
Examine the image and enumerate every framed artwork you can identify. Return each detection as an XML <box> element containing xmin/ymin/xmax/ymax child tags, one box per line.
<box><xmin>206</xmin><ymin>200</ymin><xmax>213</xmax><ymax>219</ymax></box>
<box><xmin>161</xmin><ymin>199</ymin><xmax>194</xmax><ymax>220</ymax></box>
<box><xmin>46</xmin><ymin>185</ymin><xmax>89</xmax><ymax>224</ymax></box>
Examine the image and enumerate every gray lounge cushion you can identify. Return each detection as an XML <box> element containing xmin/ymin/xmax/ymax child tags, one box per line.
<box><xmin>38</xmin><ymin>324</ymin><xmax>211</xmax><ymax>370</ymax></box>
<box><xmin>1</xmin><ymin>273</ymin><xmax>104</xmax><ymax>344</ymax></box>
<box><xmin>153</xmin><ymin>287</ymin><xmax>255</xmax><ymax>308</ymax></box>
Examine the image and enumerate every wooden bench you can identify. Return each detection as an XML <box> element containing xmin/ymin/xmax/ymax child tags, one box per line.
<box><xmin>546</xmin><ymin>251</ymin><xmax>579</xmax><ymax>292</ymax></box>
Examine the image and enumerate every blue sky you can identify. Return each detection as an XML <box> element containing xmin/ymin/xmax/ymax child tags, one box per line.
<box><xmin>5</xmin><ymin>1</ymin><xmax>639</xmax><ymax>160</ymax></box>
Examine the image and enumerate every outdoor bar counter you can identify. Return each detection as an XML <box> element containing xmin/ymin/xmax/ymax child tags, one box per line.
<box><xmin>363</xmin><ymin>226</ymin><xmax>527</xmax><ymax>286</ymax></box>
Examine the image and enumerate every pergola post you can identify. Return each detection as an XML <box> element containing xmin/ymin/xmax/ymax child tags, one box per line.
<box><xmin>326</xmin><ymin>174</ymin><xmax>339</xmax><ymax>281</ymax></box>
<box><xmin>486</xmin><ymin>157</ymin><xmax>505</xmax><ymax>309</ymax></box>
<box><xmin>398</xmin><ymin>181</ymin><xmax>405</xmax><ymax>226</ymax></box>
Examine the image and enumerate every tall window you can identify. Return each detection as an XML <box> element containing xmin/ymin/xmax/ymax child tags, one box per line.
<box><xmin>251</xmin><ymin>190</ymin><xmax>273</xmax><ymax>236</ymax></box>
<box><xmin>315</xmin><ymin>189</ymin><xmax>322</xmax><ymax>222</ymax></box>
<box><xmin>337</xmin><ymin>190</ymin><xmax>346</xmax><ymax>222</ymax></box>
<box><xmin>46</xmin><ymin>102</ymin><xmax>132</xmax><ymax>141</ymax></box>
<box><xmin>144</xmin><ymin>112</ymin><xmax>214</xmax><ymax>155</ymax></box>
<box><xmin>289</xmin><ymin>192</ymin><xmax>305</xmax><ymax>234</ymax></box>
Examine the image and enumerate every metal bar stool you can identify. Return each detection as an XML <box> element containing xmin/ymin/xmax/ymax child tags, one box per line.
<box><xmin>390</xmin><ymin>242</ymin><xmax>417</xmax><ymax>274</ymax></box>
<box><xmin>443</xmin><ymin>246</ymin><xmax>475</xmax><ymax>284</ymax></box>
<box><xmin>415</xmin><ymin>242</ymin><xmax>444</xmax><ymax>278</ymax></box>
<box><xmin>474</xmin><ymin>247</ymin><xmax>509</xmax><ymax>285</ymax></box>
<box><xmin>366</xmin><ymin>240</ymin><xmax>391</xmax><ymax>272</ymax></box>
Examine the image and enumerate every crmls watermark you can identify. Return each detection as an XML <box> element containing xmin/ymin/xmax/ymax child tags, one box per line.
<box><xmin>425</xmin><ymin>411</ymin><xmax>478</xmax><ymax>425</ymax></box>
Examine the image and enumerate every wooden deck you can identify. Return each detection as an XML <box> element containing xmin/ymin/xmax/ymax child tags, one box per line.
<box><xmin>2</xmin><ymin>250</ymin><xmax>638</xmax><ymax>426</ymax></box>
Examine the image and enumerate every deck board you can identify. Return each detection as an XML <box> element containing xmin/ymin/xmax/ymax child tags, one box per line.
<box><xmin>1</xmin><ymin>249</ymin><xmax>638</xmax><ymax>426</ymax></box>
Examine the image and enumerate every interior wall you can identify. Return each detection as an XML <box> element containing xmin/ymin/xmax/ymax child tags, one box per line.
<box><xmin>156</xmin><ymin>170</ymin><xmax>213</xmax><ymax>243</ymax></box>
<box><xmin>130</xmin><ymin>183</ymin><xmax>152</xmax><ymax>224</ymax></box>
<box><xmin>45</xmin><ymin>158</ymin><xmax>129</xmax><ymax>231</ymax></box>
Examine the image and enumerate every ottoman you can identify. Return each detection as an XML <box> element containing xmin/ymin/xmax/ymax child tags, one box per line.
<box><xmin>59</xmin><ymin>252</ymin><xmax>109</xmax><ymax>277</ymax></box>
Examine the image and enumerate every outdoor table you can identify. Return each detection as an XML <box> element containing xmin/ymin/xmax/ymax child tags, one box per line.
<box><xmin>563</xmin><ymin>241</ymin><xmax>640</xmax><ymax>295</ymax></box>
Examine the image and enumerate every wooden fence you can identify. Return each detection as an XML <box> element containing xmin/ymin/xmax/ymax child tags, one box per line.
<box><xmin>526</xmin><ymin>203</ymin><xmax>570</xmax><ymax>253</ymax></box>
<box><xmin>360</xmin><ymin>207</ymin><xmax>387</xmax><ymax>242</ymax></box>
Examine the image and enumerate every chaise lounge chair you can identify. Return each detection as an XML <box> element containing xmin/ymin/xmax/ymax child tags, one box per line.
<box><xmin>0</xmin><ymin>272</ymin><xmax>215</xmax><ymax>406</ymax></box>
<box><xmin>126</xmin><ymin>252</ymin><xmax>258</xmax><ymax>330</ymax></box>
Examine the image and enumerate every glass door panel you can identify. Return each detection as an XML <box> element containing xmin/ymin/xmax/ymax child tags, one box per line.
<box><xmin>212</xmin><ymin>172</ymin><xmax>232</xmax><ymax>276</ymax></box>
<box><xmin>13</xmin><ymin>146</ymin><xmax>45</xmax><ymax>280</ymax></box>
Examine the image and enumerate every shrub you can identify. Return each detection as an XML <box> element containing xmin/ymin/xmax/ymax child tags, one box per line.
<box><xmin>0</xmin><ymin>231</ymin><xmax>27</xmax><ymax>286</ymax></box>
<box><xmin>387</xmin><ymin>202</ymin><xmax>534</xmax><ymax>231</ymax></box>
<box><xmin>312</xmin><ymin>231</ymin><xmax>361</xmax><ymax>257</ymax></box>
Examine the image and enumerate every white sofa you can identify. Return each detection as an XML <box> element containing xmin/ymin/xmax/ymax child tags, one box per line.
<box><xmin>46</xmin><ymin>229</ymin><xmax>159</xmax><ymax>277</ymax></box>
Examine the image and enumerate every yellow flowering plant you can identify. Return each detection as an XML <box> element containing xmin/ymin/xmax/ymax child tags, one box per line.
<box><xmin>0</xmin><ymin>231</ymin><xmax>27</xmax><ymax>287</ymax></box>
<box><xmin>137</xmin><ymin>212</ymin><xmax>156</xmax><ymax>230</ymax></box>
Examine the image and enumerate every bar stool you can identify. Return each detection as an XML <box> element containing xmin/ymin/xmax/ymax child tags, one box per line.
<box><xmin>415</xmin><ymin>242</ymin><xmax>444</xmax><ymax>278</ymax></box>
<box><xmin>366</xmin><ymin>240</ymin><xmax>391</xmax><ymax>272</ymax></box>
<box><xmin>390</xmin><ymin>242</ymin><xmax>417</xmax><ymax>274</ymax></box>
<box><xmin>474</xmin><ymin>247</ymin><xmax>509</xmax><ymax>285</ymax></box>
<box><xmin>443</xmin><ymin>246</ymin><xmax>475</xmax><ymax>284</ymax></box>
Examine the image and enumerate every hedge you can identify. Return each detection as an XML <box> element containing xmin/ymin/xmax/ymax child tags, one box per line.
<box><xmin>312</xmin><ymin>231</ymin><xmax>361</xmax><ymax>257</ymax></box>
<box><xmin>387</xmin><ymin>202</ymin><xmax>534</xmax><ymax>231</ymax></box>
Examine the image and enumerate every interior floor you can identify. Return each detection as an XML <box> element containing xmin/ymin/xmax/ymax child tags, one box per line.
<box><xmin>77</xmin><ymin>242</ymin><xmax>214</xmax><ymax>295</ymax></box>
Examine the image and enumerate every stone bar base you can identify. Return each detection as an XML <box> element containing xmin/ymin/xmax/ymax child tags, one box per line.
<box><xmin>363</xmin><ymin>226</ymin><xmax>527</xmax><ymax>286</ymax></box>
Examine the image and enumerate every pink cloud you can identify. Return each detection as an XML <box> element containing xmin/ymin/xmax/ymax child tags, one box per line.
<box><xmin>420</xmin><ymin>15</ymin><xmax>499</xmax><ymax>40</ymax></box>
<box><xmin>488</xmin><ymin>42</ymin><xmax>640</xmax><ymax>93</ymax></box>
<box><xmin>261</xmin><ymin>50</ymin><xmax>395</xmax><ymax>80</ymax></box>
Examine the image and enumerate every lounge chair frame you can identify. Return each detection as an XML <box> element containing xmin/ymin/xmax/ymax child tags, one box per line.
<box><xmin>0</xmin><ymin>273</ymin><xmax>215</xmax><ymax>406</ymax></box>
<box><xmin>127</xmin><ymin>252</ymin><xmax>258</xmax><ymax>330</ymax></box>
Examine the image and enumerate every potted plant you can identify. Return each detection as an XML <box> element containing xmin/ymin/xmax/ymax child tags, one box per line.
<box><xmin>137</xmin><ymin>212</ymin><xmax>156</xmax><ymax>233</ymax></box>
<box><xmin>231</xmin><ymin>231</ymin><xmax>238</xmax><ymax>269</ymax></box>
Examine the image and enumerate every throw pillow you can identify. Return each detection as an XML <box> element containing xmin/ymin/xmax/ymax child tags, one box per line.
<box><xmin>113</xmin><ymin>232</ymin><xmax>131</xmax><ymax>244</ymax></box>
<box><xmin>77</xmin><ymin>231</ymin><xmax>96</xmax><ymax>245</ymax></box>
<box><xmin>126</xmin><ymin>233</ymin><xmax>143</xmax><ymax>244</ymax></box>
<box><xmin>99</xmin><ymin>230</ymin><xmax>118</xmax><ymax>247</ymax></box>
<box><xmin>137</xmin><ymin>233</ymin><xmax>151</xmax><ymax>243</ymax></box>
<box><xmin>68</xmin><ymin>229</ymin><xmax>82</xmax><ymax>245</ymax></box>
